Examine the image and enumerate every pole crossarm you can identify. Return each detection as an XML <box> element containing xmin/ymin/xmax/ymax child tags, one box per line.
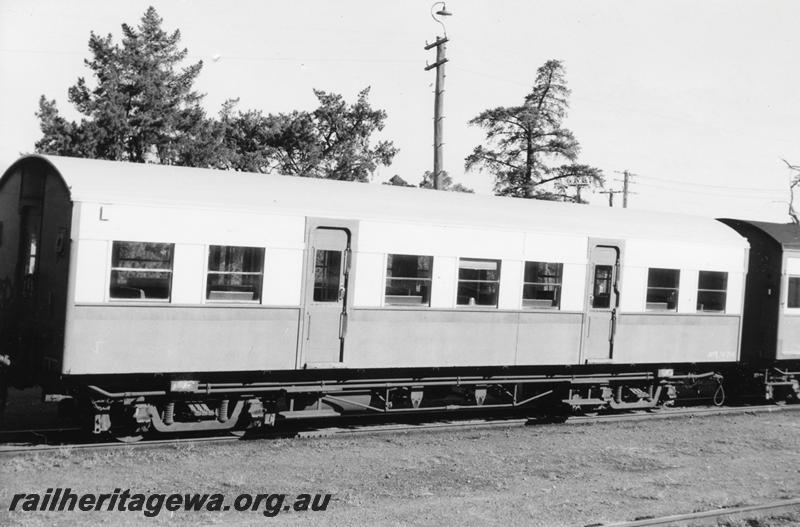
<box><xmin>424</xmin><ymin>58</ymin><xmax>449</xmax><ymax>71</ymax></box>
<box><xmin>424</xmin><ymin>36</ymin><xmax>449</xmax><ymax>50</ymax></box>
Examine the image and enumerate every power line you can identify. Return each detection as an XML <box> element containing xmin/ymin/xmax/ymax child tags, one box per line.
<box><xmin>450</xmin><ymin>63</ymin><xmax>800</xmax><ymax>146</ymax></box>
<box><xmin>0</xmin><ymin>48</ymin><xmax>423</xmax><ymax>64</ymax></box>
<box><xmin>635</xmin><ymin>173</ymin><xmax>785</xmax><ymax>193</ymax></box>
<box><xmin>635</xmin><ymin>180</ymin><xmax>785</xmax><ymax>197</ymax></box>
<box><xmin>634</xmin><ymin>180</ymin><xmax>786</xmax><ymax>200</ymax></box>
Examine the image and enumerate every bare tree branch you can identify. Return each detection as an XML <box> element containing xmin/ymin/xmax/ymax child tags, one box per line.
<box><xmin>784</xmin><ymin>159</ymin><xmax>800</xmax><ymax>225</ymax></box>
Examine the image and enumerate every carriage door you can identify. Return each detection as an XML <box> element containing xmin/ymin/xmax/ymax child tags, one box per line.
<box><xmin>583</xmin><ymin>242</ymin><xmax>622</xmax><ymax>362</ymax></box>
<box><xmin>303</xmin><ymin>226</ymin><xmax>352</xmax><ymax>366</ymax></box>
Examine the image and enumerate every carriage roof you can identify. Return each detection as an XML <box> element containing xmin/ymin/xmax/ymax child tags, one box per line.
<box><xmin>726</xmin><ymin>220</ymin><xmax>800</xmax><ymax>250</ymax></box>
<box><xmin>3</xmin><ymin>154</ymin><xmax>747</xmax><ymax>248</ymax></box>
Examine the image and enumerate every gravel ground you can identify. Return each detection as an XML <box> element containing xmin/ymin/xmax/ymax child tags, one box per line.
<box><xmin>2</xmin><ymin>408</ymin><xmax>800</xmax><ymax>526</ymax></box>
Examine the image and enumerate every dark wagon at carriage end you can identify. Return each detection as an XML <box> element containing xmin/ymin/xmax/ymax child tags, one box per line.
<box><xmin>720</xmin><ymin>218</ymin><xmax>800</xmax><ymax>401</ymax></box>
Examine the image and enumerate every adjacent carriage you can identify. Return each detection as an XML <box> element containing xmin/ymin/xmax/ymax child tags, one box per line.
<box><xmin>720</xmin><ymin>219</ymin><xmax>800</xmax><ymax>400</ymax></box>
<box><xmin>0</xmin><ymin>155</ymin><xmax>772</xmax><ymax>437</ymax></box>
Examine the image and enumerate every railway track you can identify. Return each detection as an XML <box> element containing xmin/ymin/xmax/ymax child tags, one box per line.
<box><xmin>600</xmin><ymin>497</ymin><xmax>800</xmax><ymax>526</ymax></box>
<box><xmin>1</xmin><ymin>403</ymin><xmax>798</xmax><ymax>455</ymax></box>
<box><xmin>0</xmin><ymin>426</ymin><xmax>81</xmax><ymax>441</ymax></box>
<box><xmin>0</xmin><ymin>405</ymin><xmax>800</xmax><ymax>455</ymax></box>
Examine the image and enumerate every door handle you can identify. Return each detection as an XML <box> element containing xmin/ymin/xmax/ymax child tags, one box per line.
<box><xmin>339</xmin><ymin>312</ymin><xmax>348</xmax><ymax>339</ymax></box>
<box><xmin>337</xmin><ymin>287</ymin><xmax>345</xmax><ymax>302</ymax></box>
<box><xmin>609</xmin><ymin>309</ymin><xmax>617</xmax><ymax>342</ymax></box>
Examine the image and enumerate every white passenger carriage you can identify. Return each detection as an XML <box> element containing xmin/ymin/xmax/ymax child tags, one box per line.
<box><xmin>0</xmin><ymin>155</ymin><xmax>749</xmax><ymax>436</ymax></box>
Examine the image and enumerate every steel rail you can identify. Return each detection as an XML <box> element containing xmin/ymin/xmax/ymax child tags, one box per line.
<box><xmin>1</xmin><ymin>403</ymin><xmax>798</xmax><ymax>455</ymax></box>
<box><xmin>295</xmin><ymin>402</ymin><xmax>800</xmax><ymax>438</ymax></box>
<box><xmin>0</xmin><ymin>426</ymin><xmax>81</xmax><ymax>436</ymax></box>
<box><xmin>601</xmin><ymin>497</ymin><xmax>800</xmax><ymax>526</ymax></box>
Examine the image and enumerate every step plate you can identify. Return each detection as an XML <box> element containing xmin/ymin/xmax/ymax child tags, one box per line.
<box><xmin>278</xmin><ymin>409</ymin><xmax>341</xmax><ymax>420</ymax></box>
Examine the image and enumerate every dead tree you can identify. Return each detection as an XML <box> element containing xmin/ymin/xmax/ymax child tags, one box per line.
<box><xmin>784</xmin><ymin>159</ymin><xmax>800</xmax><ymax>225</ymax></box>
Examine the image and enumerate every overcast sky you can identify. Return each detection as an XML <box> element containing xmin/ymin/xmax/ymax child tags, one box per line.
<box><xmin>1</xmin><ymin>0</ymin><xmax>799</xmax><ymax>221</ymax></box>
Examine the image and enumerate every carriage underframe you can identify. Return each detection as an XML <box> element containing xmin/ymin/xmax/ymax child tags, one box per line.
<box><xmin>45</xmin><ymin>361</ymin><xmax>799</xmax><ymax>441</ymax></box>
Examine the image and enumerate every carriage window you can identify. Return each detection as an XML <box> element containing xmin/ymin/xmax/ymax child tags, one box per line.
<box><xmin>313</xmin><ymin>250</ymin><xmax>342</xmax><ymax>302</ymax></box>
<box><xmin>523</xmin><ymin>261</ymin><xmax>562</xmax><ymax>309</ymax></box>
<box><xmin>592</xmin><ymin>265</ymin><xmax>613</xmax><ymax>308</ymax></box>
<box><xmin>385</xmin><ymin>254</ymin><xmax>432</xmax><ymax>306</ymax></box>
<box><xmin>697</xmin><ymin>271</ymin><xmax>727</xmax><ymax>312</ymax></box>
<box><xmin>646</xmin><ymin>268</ymin><xmax>679</xmax><ymax>311</ymax></box>
<box><xmin>788</xmin><ymin>277</ymin><xmax>800</xmax><ymax>308</ymax></box>
<box><xmin>25</xmin><ymin>232</ymin><xmax>38</xmax><ymax>275</ymax></box>
<box><xmin>457</xmin><ymin>258</ymin><xmax>500</xmax><ymax>307</ymax></box>
<box><xmin>207</xmin><ymin>245</ymin><xmax>265</xmax><ymax>302</ymax></box>
<box><xmin>110</xmin><ymin>241</ymin><xmax>174</xmax><ymax>300</ymax></box>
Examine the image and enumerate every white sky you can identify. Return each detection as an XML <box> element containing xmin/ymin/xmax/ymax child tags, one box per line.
<box><xmin>1</xmin><ymin>0</ymin><xmax>799</xmax><ymax>221</ymax></box>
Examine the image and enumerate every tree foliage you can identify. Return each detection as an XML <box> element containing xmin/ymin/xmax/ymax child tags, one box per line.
<box><xmin>418</xmin><ymin>171</ymin><xmax>474</xmax><ymax>193</ymax></box>
<box><xmin>384</xmin><ymin>175</ymin><xmax>415</xmax><ymax>187</ymax></box>
<box><xmin>465</xmin><ymin>60</ymin><xmax>603</xmax><ymax>202</ymax></box>
<box><xmin>36</xmin><ymin>7</ymin><xmax>220</xmax><ymax>166</ymax></box>
<box><xmin>219</xmin><ymin>88</ymin><xmax>397</xmax><ymax>182</ymax></box>
<box><xmin>34</xmin><ymin>7</ymin><xmax>396</xmax><ymax>182</ymax></box>
<box><xmin>382</xmin><ymin>171</ymin><xmax>474</xmax><ymax>193</ymax></box>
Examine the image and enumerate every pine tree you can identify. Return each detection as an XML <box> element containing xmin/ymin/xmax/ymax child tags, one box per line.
<box><xmin>35</xmin><ymin>7</ymin><xmax>220</xmax><ymax>166</ymax></box>
<box><xmin>465</xmin><ymin>60</ymin><xmax>603</xmax><ymax>202</ymax></box>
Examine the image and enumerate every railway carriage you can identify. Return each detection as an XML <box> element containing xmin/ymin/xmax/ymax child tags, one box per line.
<box><xmin>0</xmin><ymin>155</ymin><xmax>753</xmax><ymax>437</ymax></box>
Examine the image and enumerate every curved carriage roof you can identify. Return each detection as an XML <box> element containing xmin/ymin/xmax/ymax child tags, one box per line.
<box><xmin>721</xmin><ymin>219</ymin><xmax>800</xmax><ymax>250</ymax></box>
<box><xmin>4</xmin><ymin>155</ymin><xmax>747</xmax><ymax>247</ymax></box>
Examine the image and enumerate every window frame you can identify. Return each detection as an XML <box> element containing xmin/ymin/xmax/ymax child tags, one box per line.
<box><xmin>522</xmin><ymin>261</ymin><xmax>563</xmax><ymax>310</ymax></box>
<box><xmin>591</xmin><ymin>264</ymin><xmax>614</xmax><ymax>309</ymax></box>
<box><xmin>312</xmin><ymin>248</ymin><xmax>343</xmax><ymax>303</ymax></box>
<box><xmin>108</xmin><ymin>240</ymin><xmax>175</xmax><ymax>302</ymax></box>
<box><xmin>696</xmin><ymin>270</ymin><xmax>728</xmax><ymax>313</ymax></box>
<box><xmin>645</xmin><ymin>267</ymin><xmax>680</xmax><ymax>312</ymax></box>
<box><xmin>787</xmin><ymin>275</ymin><xmax>800</xmax><ymax>310</ymax></box>
<box><xmin>205</xmin><ymin>245</ymin><xmax>266</xmax><ymax>304</ymax></box>
<box><xmin>456</xmin><ymin>257</ymin><xmax>501</xmax><ymax>308</ymax></box>
<box><xmin>384</xmin><ymin>253</ymin><xmax>433</xmax><ymax>307</ymax></box>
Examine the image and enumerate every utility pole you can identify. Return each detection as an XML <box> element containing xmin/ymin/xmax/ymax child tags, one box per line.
<box><xmin>425</xmin><ymin>3</ymin><xmax>452</xmax><ymax>190</ymax></box>
<box><xmin>425</xmin><ymin>38</ymin><xmax>447</xmax><ymax>190</ymax></box>
<box><xmin>599</xmin><ymin>189</ymin><xmax>624</xmax><ymax>207</ymax></box>
<box><xmin>614</xmin><ymin>170</ymin><xmax>638</xmax><ymax>208</ymax></box>
<box><xmin>622</xmin><ymin>170</ymin><xmax>630</xmax><ymax>208</ymax></box>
